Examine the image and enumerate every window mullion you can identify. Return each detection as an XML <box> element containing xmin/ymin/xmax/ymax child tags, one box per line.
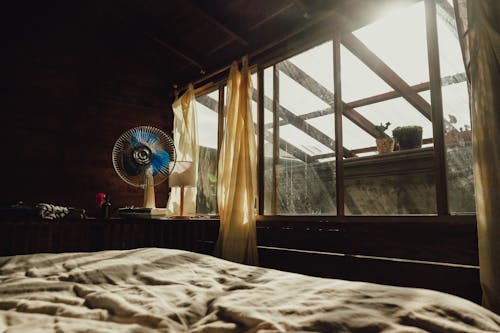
<box><xmin>334</xmin><ymin>34</ymin><xmax>345</xmax><ymax>217</ymax></box>
<box><xmin>272</xmin><ymin>65</ymin><xmax>280</xmax><ymax>215</ymax></box>
<box><xmin>425</xmin><ymin>0</ymin><xmax>449</xmax><ymax>215</ymax></box>
<box><xmin>257</xmin><ymin>67</ymin><xmax>265</xmax><ymax>215</ymax></box>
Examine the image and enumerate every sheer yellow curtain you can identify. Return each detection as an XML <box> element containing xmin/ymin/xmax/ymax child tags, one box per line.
<box><xmin>465</xmin><ymin>0</ymin><xmax>500</xmax><ymax>313</ymax></box>
<box><xmin>215</xmin><ymin>57</ymin><xmax>258</xmax><ymax>265</ymax></box>
<box><xmin>167</xmin><ymin>84</ymin><xmax>198</xmax><ymax>215</ymax></box>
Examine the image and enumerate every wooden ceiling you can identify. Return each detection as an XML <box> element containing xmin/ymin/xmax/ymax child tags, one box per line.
<box><xmin>7</xmin><ymin>0</ymin><xmax>416</xmax><ymax>91</ymax></box>
<box><xmin>102</xmin><ymin>0</ymin><xmax>415</xmax><ymax>89</ymax></box>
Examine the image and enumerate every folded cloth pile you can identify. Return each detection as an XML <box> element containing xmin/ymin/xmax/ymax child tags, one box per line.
<box><xmin>35</xmin><ymin>203</ymin><xmax>86</xmax><ymax>220</ymax></box>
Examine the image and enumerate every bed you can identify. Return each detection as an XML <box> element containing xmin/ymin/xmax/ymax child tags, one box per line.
<box><xmin>0</xmin><ymin>248</ymin><xmax>498</xmax><ymax>332</ymax></box>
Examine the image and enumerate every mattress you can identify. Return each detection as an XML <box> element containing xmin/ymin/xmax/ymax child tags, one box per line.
<box><xmin>0</xmin><ymin>248</ymin><xmax>498</xmax><ymax>332</ymax></box>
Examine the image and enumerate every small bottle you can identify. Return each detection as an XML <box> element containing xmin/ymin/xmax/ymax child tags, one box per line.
<box><xmin>102</xmin><ymin>195</ymin><xmax>111</xmax><ymax>219</ymax></box>
<box><xmin>96</xmin><ymin>192</ymin><xmax>106</xmax><ymax>217</ymax></box>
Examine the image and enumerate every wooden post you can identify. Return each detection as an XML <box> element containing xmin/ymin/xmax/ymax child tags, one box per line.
<box><xmin>180</xmin><ymin>185</ymin><xmax>185</xmax><ymax>216</ymax></box>
<box><xmin>257</xmin><ymin>66</ymin><xmax>265</xmax><ymax>215</ymax></box>
<box><xmin>425</xmin><ymin>0</ymin><xmax>449</xmax><ymax>215</ymax></box>
<box><xmin>334</xmin><ymin>34</ymin><xmax>345</xmax><ymax>217</ymax></box>
<box><xmin>272</xmin><ymin>65</ymin><xmax>280</xmax><ymax>215</ymax></box>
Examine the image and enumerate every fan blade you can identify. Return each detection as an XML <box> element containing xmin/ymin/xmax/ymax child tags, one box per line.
<box><xmin>131</xmin><ymin>130</ymin><xmax>160</xmax><ymax>147</ymax></box>
<box><xmin>150</xmin><ymin>148</ymin><xmax>170</xmax><ymax>176</ymax></box>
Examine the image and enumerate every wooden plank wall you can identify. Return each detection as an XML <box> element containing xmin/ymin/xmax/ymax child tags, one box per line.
<box><xmin>4</xmin><ymin>2</ymin><xmax>173</xmax><ymax>214</ymax></box>
<box><xmin>0</xmin><ymin>218</ymin><xmax>220</xmax><ymax>257</ymax></box>
<box><xmin>0</xmin><ymin>216</ymin><xmax>480</xmax><ymax>303</ymax></box>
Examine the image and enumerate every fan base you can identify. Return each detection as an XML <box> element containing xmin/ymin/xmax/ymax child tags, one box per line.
<box><xmin>118</xmin><ymin>207</ymin><xmax>169</xmax><ymax>219</ymax></box>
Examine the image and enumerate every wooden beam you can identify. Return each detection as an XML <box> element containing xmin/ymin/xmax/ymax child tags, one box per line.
<box><xmin>257</xmin><ymin>67</ymin><xmax>265</xmax><ymax>214</ymax></box>
<box><xmin>248</xmin><ymin>3</ymin><xmax>295</xmax><ymax>31</ymax></box>
<box><xmin>348</xmin><ymin>82</ymin><xmax>430</xmax><ymax>109</ymax></box>
<box><xmin>272</xmin><ymin>65</ymin><xmax>280</xmax><ymax>214</ymax></box>
<box><xmin>196</xmin><ymin>95</ymin><xmax>218</xmax><ymax>111</ymax></box>
<box><xmin>342</xmin><ymin>33</ymin><xmax>433</xmax><ymax>120</ymax></box>
<box><xmin>297</xmin><ymin>72</ymin><xmax>466</xmax><ymax>119</ymax></box>
<box><xmin>116</xmin><ymin>14</ymin><xmax>205</xmax><ymax>70</ymax></box>
<box><xmin>217</xmin><ymin>86</ymin><xmax>224</xmax><ymax>162</ymax></box>
<box><xmin>254</xmin><ymin>89</ymin><xmax>354</xmax><ymax>158</ymax></box>
<box><xmin>197</xmin><ymin>87</ymin><xmax>311</xmax><ymax>163</ymax></box>
<box><xmin>334</xmin><ymin>34</ymin><xmax>345</xmax><ymax>216</ymax></box>
<box><xmin>180</xmin><ymin>6</ymin><xmax>345</xmax><ymax>91</ymax></box>
<box><xmin>292</xmin><ymin>0</ymin><xmax>310</xmax><ymax>18</ymax></box>
<box><xmin>277</xmin><ymin>60</ymin><xmax>382</xmax><ymax>138</ymax></box>
<box><xmin>189</xmin><ymin>0</ymin><xmax>248</xmax><ymax>46</ymax></box>
<box><xmin>264</xmin><ymin>130</ymin><xmax>312</xmax><ymax>162</ymax></box>
<box><xmin>436</xmin><ymin>0</ymin><xmax>458</xmax><ymax>36</ymax></box>
<box><xmin>248</xmin><ymin>9</ymin><xmax>339</xmax><ymax>60</ymax></box>
<box><xmin>425</xmin><ymin>0</ymin><xmax>449</xmax><ymax>215</ymax></box>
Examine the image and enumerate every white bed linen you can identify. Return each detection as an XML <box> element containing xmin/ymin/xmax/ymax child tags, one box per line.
<box><xmin>0</xmin><ymin>248</ymin><xmax>499</xmax><ymax>332</ymax></box>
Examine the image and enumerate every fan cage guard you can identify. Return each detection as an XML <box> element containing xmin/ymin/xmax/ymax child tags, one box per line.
<box><xmin>112</xmin><ymin>126</ymin><xmax>176</xmax><ymax>187</ymax></box>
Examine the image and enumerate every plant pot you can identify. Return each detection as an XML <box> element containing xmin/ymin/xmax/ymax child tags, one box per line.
<box><xmin>376</xmin><ymin>137</ymin><xmax>395</xmax><ymax>154</ymax></box>
<box><xmin>392</xmin><ymin>126</ymin><xmax>423</xmax><ymax>150</ymax></box>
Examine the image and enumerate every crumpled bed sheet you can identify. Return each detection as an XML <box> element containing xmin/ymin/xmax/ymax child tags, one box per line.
<box><xmin>0</xmin><ymin>248</ymin><xmax>499</xmax><ymax>332</ymax></box>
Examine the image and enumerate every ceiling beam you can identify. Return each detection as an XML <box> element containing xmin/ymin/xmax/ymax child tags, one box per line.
<box><xmin>277</xmin><ymin>61</ymin><xmax>382</xmax><ymax>138</ymax></box>
<box><xmin>342</xmin><ymin>33</ymin><xmax>432</xmax><ymax>120</ymax></box>
<box><xmin>116</xmin><ymin>14</ymin><xmax>205</xmax><ymax>71</ymax></box>
<box><xmin>247</xmin><ymin>3</ymin><xmax>295</xmax><ymax>31</ymax></box>
<box><xmin>189</xmin><ymin>0</ymin><xmax>248</xmax><ymax>47</ymax></box>
<box><xmin>292</xmin><ymin>0</ymin><xmax>310</xmax><ymax>18</ymax></box>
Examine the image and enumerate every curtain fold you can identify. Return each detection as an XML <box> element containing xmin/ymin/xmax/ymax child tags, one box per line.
<box><xmin>215</xmin><ymin>57</ymin><xmax>258</xmax><ymax>265</ymax></box>
<box><xmin>167</xmin><ymin>84</ymin><xmax>199</xmax><ymax>215</ymax></box>
<box><xmin>460</xmin><ymin>0</ymin><xmax>500</xmax><ymax>313</ymax></box>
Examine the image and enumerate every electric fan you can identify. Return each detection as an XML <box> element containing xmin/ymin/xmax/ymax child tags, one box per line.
<box><xmin>112</xmin><ymin>126</ymin><xmax>176</xmax><ymax>217</ymax></box>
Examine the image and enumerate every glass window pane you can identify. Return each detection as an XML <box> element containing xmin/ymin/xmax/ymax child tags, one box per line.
<box><xmin>278</xmin><ymin>72</ymin><xmax>330</xmax><ymax>116</ymax></box>
<box><xmin>195</xmin><ymin>89</ymin><xmax>219</xmax><ymax>214</ymax></box>
<box><xmin>340</xmin><ymin>46</ymin><xmax>393</xmax><ymax>103</ymax></box>
<box><xmin>353</xmin><ymin>1</ymin><xmax>429</xmax><ymax>86</ymax></box>
<box><xmin>437</xmin><ymin>1</ymin><xmax>475</xmax><ymax>213</ymax></box>
<box><xmin>264</xmin><ymin>41</ymin><xmax>336</xmax><ymax>215</ymax></box>
<box><xmin>342</xmin><ymin>0</ymin><xmax>436</xmax><ymax>215</ymax></box>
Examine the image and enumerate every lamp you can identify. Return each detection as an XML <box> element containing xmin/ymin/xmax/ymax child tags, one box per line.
<box><xmin>169</xmin><ymin>161</ymin><xmax>196</xmax><ymax>217</ymax></box>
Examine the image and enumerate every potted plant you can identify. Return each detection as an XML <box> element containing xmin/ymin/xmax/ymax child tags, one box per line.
<box><xmin>374</xmin><ymin>122</ymin><xmax>394</xmax><ymax>154</ymax></box>
<box><xmin>392</xmin><ymin>125</ymin><xmax>423</xmax><ymax>150</ymax></box>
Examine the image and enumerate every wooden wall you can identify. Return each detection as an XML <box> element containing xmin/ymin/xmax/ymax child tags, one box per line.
<box><xmin>3</xmin><ymin>2</ymin><xmax>173</xmax><ymax>214</ymax></box>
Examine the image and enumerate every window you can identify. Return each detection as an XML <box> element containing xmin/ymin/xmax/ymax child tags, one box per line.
<box><xmin>195</xmin><ymin>89</ymin><xmax>219</xmax><ymax>214</ymax></box>
<box><xmin>342</xmin><ymin>1</ymin><xmax>437</xmax><ymax>214</ymax></box>
<box><xmin>194</xmin><ymin>0</ymin><xmax>474</xmax><ymax>217</ymax></box>
<box><xmin>436</xmin><ymin>0</ymin><xmax>474</xmax><ymax>213</ymax></box>
<box><xmin>263</xmin><ymin>41</ymin><xmax>336</xmax><ymax>215</ymax></box>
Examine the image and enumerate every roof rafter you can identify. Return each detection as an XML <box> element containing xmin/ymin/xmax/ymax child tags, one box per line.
<box><xmin>254</xmin><ymin>89</ymin><xmax>354</xmax><ymax>158</ymax></box>
<box><xmin>189</xmin><ymin>0</ymin><xmax>248</xmax><ymax>47</ymax></box>
<box><xmin>277</xmin><ymin>61</ymin><xmax>382</xmax><ymax>138</ymax></box>
<box><xmin>436</xmin><ymin>0</ymin><xmax>458</xmax><ymax>36</ymax></box>
<box><xmin>299</xmin><ymin>72</ymin><xmax>466</xmax><ymax>119</ymax></box>
<box><xmin>247</xmin><ymin>3</ymin><xmax>295</xmax><ymax>31</ymax></box>
<box><xmin>263</xmin><ymin>131</ymin><xmax>313</xmax><ymax>162</ymax></box>
<box><xmin>197</xmin><ymin>94</ymin><xmax>316</xmax><ymax>162</ymax></box>
<box><xmin>116</xmin><ymin>13</ymin><xmax>205</xmax><ymax>71</ymax></box>
<box><xmin>342</xmin><ymin>33</ymin><xmax>432</xmax><ymax>120</ymax></box>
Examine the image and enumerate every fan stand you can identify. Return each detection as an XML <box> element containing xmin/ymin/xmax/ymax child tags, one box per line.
<box><xmin>119</xmin><ymin>166</ymin><xmax>168</xmax><ymax>218</ymax></box>
<box><xmin>143</xmin><ymin>166</ymin><xmax>156</xmax><ymax>209</ymax></box>
<box><xmin>177</xmin><ymin>185</ymin><xmax>189</xmax><ymax>219</ymax></box>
